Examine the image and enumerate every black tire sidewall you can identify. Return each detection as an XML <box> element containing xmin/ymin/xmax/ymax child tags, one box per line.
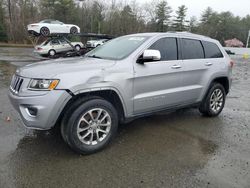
<box><xmin>48</xmin><ymin>49</ymin><xmax>56</xmax><ymax>56</ymax></box>
<box><xmin>75</xmin><ymin>45</ymin><xmax>81</xmax><ymax>51</ymax></box>
<box><xmin>66</xmin><ymin>99</ymin><xmax>118</xmax><ymax>154</ymax></box>
<box><xmin>70</xmin><ymin>27</ymin><xmax>77</xmax><ymax>34</ymax></box>
<box><xmin>204</xmin><ymin>83</ymin><xmax>226</xmax><ymax>116</ymax></box>
<box><xmin>40</xmin><ymin>27</ymin><xmax>50</xmax><ymax>36</ymax></box>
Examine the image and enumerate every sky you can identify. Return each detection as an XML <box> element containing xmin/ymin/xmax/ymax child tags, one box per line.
<box><xmin>136</xmin><ymin>0</ymin><xmax>250</xmax><ymax>19</ymax></box>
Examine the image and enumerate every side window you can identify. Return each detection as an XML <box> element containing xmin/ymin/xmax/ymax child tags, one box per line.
<box><xmin>149</xmin><ymin>37</ymin><xmax>178</xmax><ymax>61</ymax></box>
<box><xmin>60</xmin><ymin>39</ymin><xmax>67</xmax><ymax>44</ymax></box>
<box><xmin>182</xmin><ymin>39</ymin><xmax>204</xmax><ymax>60</ymax></box>
<box><xmin>202</xmin><ymin>41</ymin><xmax>224</xmax><ymax>58</ymax></box>
<box><xmin>50</xmin><ymin>40</ymin><xmax>60</xmax><ymax>45</ymax></box>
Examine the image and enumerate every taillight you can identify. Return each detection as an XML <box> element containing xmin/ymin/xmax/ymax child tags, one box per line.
<box><xmin>37</xmin><ymin>47</ymin><xmax>43</xmax><ymax>50</ymax></box>
<box><xmin>230</xmin><ymin>61</ymin><xmax>234</xmax><ymax>68</ymax></box>
<box><xmin>31</xmin><ymin>24</ymin><xmax>38</xmax><ymax>27</ymax></box>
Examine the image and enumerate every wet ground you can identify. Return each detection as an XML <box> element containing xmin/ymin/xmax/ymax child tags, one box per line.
<box><xmin>0</xmin><ymin>48</ymin><xmax>250</xmax><ymax>188</ymax></box>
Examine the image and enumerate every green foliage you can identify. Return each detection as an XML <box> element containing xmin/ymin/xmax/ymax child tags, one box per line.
<box><xmin>172</xmin><ymin>5</ymin><xmax>188</xmax><ymax>31</ymax></box>
<box><xmin>0</xmin><ymin>0</ymin><xmax>7</xmax><ymax>42</ymax></box>
<box><xmin>155</xmin><ymin>0</ymin><xmax>172</xmax><ymax>32</ymax></box>
<box><xmin>0</xmin><ymin>0</ymin><xmax>250</xmax><ymax>45</ymax></box>
<box><xmin>40</xmin><ymin>0</ymin><xmax>77</xmax><ymax>23</ymax></box>
<box><xmin>189</xmin><ymin>16</ymin><xmax>198</xmax><ymax>33</ymax></box>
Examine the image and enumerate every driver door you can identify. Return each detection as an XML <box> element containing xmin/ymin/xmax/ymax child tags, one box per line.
<box><xmin>133</xmin><ymin>37</ymin><xmax>184</xmax><ymax>114</ymax></box>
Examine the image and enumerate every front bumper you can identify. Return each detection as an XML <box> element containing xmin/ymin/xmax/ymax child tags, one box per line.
<box><xmin>8</xmin><ymin>89</ymin><xmax>72</xmax><ymax>130</ymax></box>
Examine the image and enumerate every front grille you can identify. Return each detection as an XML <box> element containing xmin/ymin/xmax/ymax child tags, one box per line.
<box><xmin>10</xmin><ymin>75</ymin><xmax>24</xmax><ymax>94</ymax></box>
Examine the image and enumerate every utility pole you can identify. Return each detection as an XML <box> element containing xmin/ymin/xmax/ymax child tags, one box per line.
<box><xmin>246</xmin><ymin>30</ymin><xmax>250</xmax><ymax>48</ymax></box>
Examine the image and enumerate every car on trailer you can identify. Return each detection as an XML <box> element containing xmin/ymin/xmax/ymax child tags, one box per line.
<box><xmin>28</xmin><ymin>19</ymin><xmax>80</xmax><ymax>36</ymax></box>
<box><xmin>34</xmin><ymin>38</ymin><xmax>84</xmax><ymax>57</ymax></box>
<box><xmin>86</xmin><ymin>39</ymin><xmax>109</xmax><ymax>48</ymax></box>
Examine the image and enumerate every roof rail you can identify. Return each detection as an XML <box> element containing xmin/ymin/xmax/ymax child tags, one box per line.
<box><xmin>174</xmin><ymin>31</ymin><xmax>211</xmax><ymax>39</ymax></box>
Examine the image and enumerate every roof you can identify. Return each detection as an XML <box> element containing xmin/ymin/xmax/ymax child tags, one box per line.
<box><xmin>127</xmin><ymin>32</ymin><xmax>214</xmax><ymax>42</ymax></box>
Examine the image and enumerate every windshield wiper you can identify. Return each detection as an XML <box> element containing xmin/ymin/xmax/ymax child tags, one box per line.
<box><xmin>87</xmin><ymin>55</ymin><xmax>103</xmax><ymax>59</ymax></box>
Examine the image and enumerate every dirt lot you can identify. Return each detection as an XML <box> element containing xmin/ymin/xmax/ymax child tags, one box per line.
<box><xmin>0</xmin><ymin>48</ymin><xmax>250</xmax><ymax>188</ymax></box>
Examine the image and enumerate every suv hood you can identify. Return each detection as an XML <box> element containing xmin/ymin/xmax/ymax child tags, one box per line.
<box><xmin>17</xmin><ymin>57</ymin><xmax>116</xmax><ymax>78</ymax></box>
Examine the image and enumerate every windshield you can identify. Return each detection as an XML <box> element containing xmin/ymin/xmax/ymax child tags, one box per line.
<box><xmin>86</xmin><ymin>36</ymin><xmax>149</xmax><ymax>60</ymax></box>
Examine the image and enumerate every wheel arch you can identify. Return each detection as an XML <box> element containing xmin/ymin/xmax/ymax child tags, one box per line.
<box><xmin>211</xmin><ymin>77</ymin><xmax>230</xmax><ymax>94</ymax></box>
<box><xmin>202</xmin><ymin>76</ymin><xmax>230</xmax><ymax>102</ymax></box>
<box><xmin>57</xmin><ymin>89</ymin><xmax>127</xmax><ymax>126</ymax></box>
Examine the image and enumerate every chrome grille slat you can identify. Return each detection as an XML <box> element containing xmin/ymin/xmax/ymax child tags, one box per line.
<box><xmin>10</xmin><ymin>75</ymin><xmax>24</xmax><ymax>94</ymax></box>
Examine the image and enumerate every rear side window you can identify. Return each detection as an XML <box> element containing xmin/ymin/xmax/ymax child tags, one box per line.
<box><xmin>51</xmin><ymin>40</ymin><xmax>60</xmax><ymax>45</ymax></box>
<box><xmin>202</xmin><ymin>41</ymin><xmax>224</xmax><ymax>58</ymax></box>
<box><xmin>182</xmin><ymin>39</ymin><xmax>204</xmax><ymax>60</ymax></box>
<box><xmin>149</xmin><ymin>37</ymin><xmax>178</xmax><ymax>61</ymax></box>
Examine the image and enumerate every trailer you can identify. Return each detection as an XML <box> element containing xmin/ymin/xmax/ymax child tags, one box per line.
<box><xmin>28</xmin><ymin>32</ymin><xmax>114</xmax><ymax>59</ymax></box>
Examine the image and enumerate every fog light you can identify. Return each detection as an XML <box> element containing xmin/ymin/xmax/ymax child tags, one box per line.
<box><xmin>26</xmin><ymin>107</ymin><xmax>38</xmax><ymax>117</ymax></box>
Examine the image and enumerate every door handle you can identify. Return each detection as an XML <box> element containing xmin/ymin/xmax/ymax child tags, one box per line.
<box><xmin>205</xmin><ymin>62</ymin><xmax>213</xmax><ymax>66</ymax></box>
<box><xmin>171</xmin><ymin>65</ymin><xmax>182</xmax><ymax>69</ymax></box>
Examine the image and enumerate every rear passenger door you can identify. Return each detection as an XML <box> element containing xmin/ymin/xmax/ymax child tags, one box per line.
<box><xmin>180</xmin><ymin>38</ymin><xmax>218</xmax><ymax>103</ymax></box>
<box><xmin>50</xmin><ymin>39</ymin><xmax>61</xmax><ymax>52</ymax></box>
<box><xmin>133</xmin><ymin>37</ymin><xmax>185</xmax><ymax>114</ymax></box>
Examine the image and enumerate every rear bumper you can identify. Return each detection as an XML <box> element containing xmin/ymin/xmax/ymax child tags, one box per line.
<box><xmin>33</xmin><ymin>49</ymin><xmax>48</xmax><ymax>55</ymax></box>
<box><xmin>8</xmin><ymin>89</ymin><xmax>72</xmax><ymax>130</ymax></box>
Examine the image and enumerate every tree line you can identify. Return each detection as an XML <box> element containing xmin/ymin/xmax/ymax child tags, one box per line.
<box><xmin>0</xmin><ymin>0</ymin><xmax>250</xmax><ymax>46</ymax></box>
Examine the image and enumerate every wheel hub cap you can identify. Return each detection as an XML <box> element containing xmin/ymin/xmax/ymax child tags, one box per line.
<box><xmin>77</xmin><ymin>108</ymin><xmax>111</xmax><ymax>146</ymax></box>
<box><xmin>210</xmin><ymin>88</ymin><xmax>224</xmax><ymax>113</ymax></box>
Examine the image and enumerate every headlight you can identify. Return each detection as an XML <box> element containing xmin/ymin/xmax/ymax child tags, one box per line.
<box><xmin>28</xmin><ymin>79</ymin><xmax>59</xmax><ymax>90</ymax></box>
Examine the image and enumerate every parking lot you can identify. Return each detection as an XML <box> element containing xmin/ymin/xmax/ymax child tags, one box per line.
<box><xmin>0</xmin><ymin>48</ymin><xmax>250</xmax><ymax>188</ymax></box>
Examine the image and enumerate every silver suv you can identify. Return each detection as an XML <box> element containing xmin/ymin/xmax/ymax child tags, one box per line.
<box><xmin>9</xmin><ymin>32</ymin><xmax>233</xmax><ymax>154</ymax></box>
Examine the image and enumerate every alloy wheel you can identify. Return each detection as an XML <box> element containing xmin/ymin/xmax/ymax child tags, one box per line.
<box><xmin>209</xmin><ymin>88</ymin><xmax>224</xmax><ymax>113</ymax></box>
<box><xmin>77</xmin><ymin>108</ymin><xmax>112</xmax><ymax>146</ymax></box>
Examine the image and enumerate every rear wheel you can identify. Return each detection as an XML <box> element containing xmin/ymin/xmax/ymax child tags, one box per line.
<box><xmin>70</xmin><ymin>27</ymin><xmax>78</xmax><ymax>34</ymax></box>
<box><xmin>61</xmin><ymin>97</ymin><xmax>118</xmax><ymax>154</ymax></box>
<box><xmin>199</xmin><ymin>82</ymin><xmax>226</xmax><ymax>117</ymax></box>
<box><xmin>75</xmin><ymin>45</ymin><xmax>81</xmax><ymax>51</ymax></box>
<box><xmin>40</xmin><ymin>27</ymin><xmax>50</xmax><ymax>36</ymax></box>
<box><xmin>48</xmin><ymin>49</ymin><xmax>56</xmax><ymax>57</ymax></box>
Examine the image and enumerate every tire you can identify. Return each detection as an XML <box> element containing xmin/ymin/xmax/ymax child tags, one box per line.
<box><xmin>61</xmin><ymin>97</ymin><xmax>118</xmax><ymax>154</ymax></box>
<box><xmin>75</xmin><ymin>45</ymin><xmax>81</xmax><ymax>51</ymax></box>
<box><xmin>40</xmin><ymin>27</ymin><xmax>50</xmax><ymax>36</ymax></box>
<box><xmin>199</xmin><ymin>82</ymin><xmax>226</xmax><ymax>117</ymax></box>
<box><xmin>70</xmin><ymin>27</ymin><xmax>78</xmax><ymax>34</ymax></box>
<box><xmin>48</xmin><ymin>49</ymin><xmax>56</xmax><ymax>57</ymax></box>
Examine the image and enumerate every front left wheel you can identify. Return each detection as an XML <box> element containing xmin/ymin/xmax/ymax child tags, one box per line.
<box><xmin>61</xmin><ymin>97</ymin><xmax>118</xmax><ymax>154</ymax></box>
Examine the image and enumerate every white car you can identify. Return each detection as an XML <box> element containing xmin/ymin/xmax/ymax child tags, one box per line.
<box><xmin>28</xmin><ymin>19</ymin><xmax>80</xmax><ymax>36</ymax></box>
<box><xmin>34</xmin><ymin>38</ymin><xmax>84</xmax><ymax>56</ymax></box>
<box><xmin>86</xmin><ymin>39</ymin><xmax>109</xmax><ymax>48</ymax></box>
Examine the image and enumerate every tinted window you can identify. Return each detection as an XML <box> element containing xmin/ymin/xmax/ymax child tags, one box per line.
<box><xmin>149</xmin><ymin>38</ymin><xmax>178</xmax><ymax>61</ymax></box>
<box><xmin>50</xmin><ymin>40</ymin><xmax>60</xmax><ymax>45</ymax></box>
<box><xmin>182</xmin><ymin>39</ymin><xmax>204</xmax><ymax>60</ymax></box>
<box><xmin>59</xmin><ymin>39</ymin><xmax>68</xmax><ymax>44</ymax></box>
<box><xmin>203</xmin><ymin>41</ymin><xmax>223</xmax><ymax>58</ymax></box>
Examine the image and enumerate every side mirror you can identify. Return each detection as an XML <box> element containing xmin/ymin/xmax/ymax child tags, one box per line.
<box><xmin>137</xmin><ymin>49</ymin><xmax>161</xmax><ymax>64</ymax></box>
